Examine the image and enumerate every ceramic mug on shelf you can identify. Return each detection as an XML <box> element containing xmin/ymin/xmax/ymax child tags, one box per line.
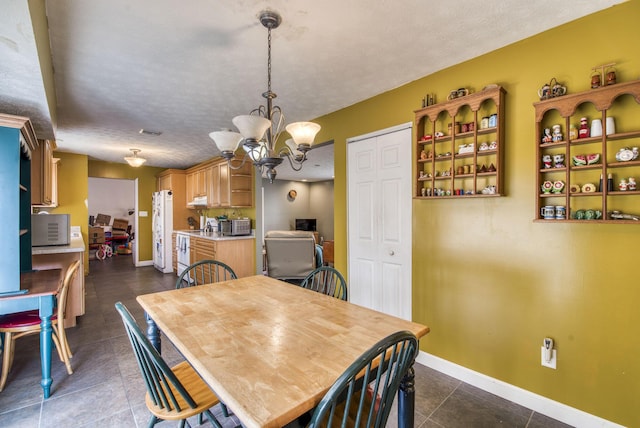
<box><xmin>540</xmin><ymin>205</ymin><xmax>555</xmax><ymax>219</ymax></box>
<box><xmin>555</xmin><ymin>206</ymin><xmax>566</xmax><ymax>220</ymax></box>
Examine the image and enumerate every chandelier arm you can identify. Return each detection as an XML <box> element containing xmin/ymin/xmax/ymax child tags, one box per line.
<box><xmin>279</xmin><ymin>147</ymin><xmax>306</xmax><ymax>171</ymax></box>
<box><xmin>226</xmin><ymin>154</ymin><xmax>251</xmax><ymax>170</ymax></box>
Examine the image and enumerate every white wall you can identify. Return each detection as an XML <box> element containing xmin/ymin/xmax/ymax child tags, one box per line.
<box><xmin>88</xmin><ymin>177</ymin><xmax>135</xmax><ymax>230</ymax></box>
<box><xmin>262</xmin><ymin>179</ymin><xmax>334</xmax><ymax>241</ymax></box>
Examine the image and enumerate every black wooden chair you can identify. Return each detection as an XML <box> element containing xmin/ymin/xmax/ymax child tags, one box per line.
<box><xmin>175</xmin><ymin>259</ymin><xmax>237</xmax><ymax>289</ymax></box>
<box><xmin>300</xmin><ymin>266</ymin><xmax>348</xmax><ymax>301</ymax></box>
<box><xmin>307</xmin><ymin>330</ymin><xmax>419</xmax><ymax>428</ymax></box>
<box><xmin>115</xmin><ymin>302</ymin><xmax>224</xmax><ymax>428</ymax></box>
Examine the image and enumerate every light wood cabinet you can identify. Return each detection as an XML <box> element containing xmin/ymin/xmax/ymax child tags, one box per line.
<box><xmin>186</xmin><ymin>158</ymin><xmax>253</xmax><ymax>209</ymax></box>
<box><xmin>31</xmin><ymin>139</ymin><xmax>57</xmax><ymax>205</ymax></box>
<box><xmin>190</xmin><ymin>236</ymin><xmax>255</xmax><ymax>278</ymax></box>
<box><xmin>534</xmin><ymin>79</ymin><xmax>640</xmax><ymax>223</ymax></box>
<box><xmin>415</xmin><ymin>86</ymin><xmax>506</xmax><ymax>198</ymax></box>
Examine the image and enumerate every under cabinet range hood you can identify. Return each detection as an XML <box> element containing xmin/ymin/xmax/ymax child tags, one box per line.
<box><xmin>187</xmin><ymin>196</ymin><xmax>207</xmax><ymax>207</ymax></box>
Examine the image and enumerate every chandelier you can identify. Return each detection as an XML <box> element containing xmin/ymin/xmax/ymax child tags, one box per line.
<box><xmin>124</xmin><ymin>149</ymin><xmax>146</xmax><ymax>167</ymax></box>
<box><xmin>209</xmin><ymin>10</ymin><xmax>321</xmax><ymax>183</ymax></box>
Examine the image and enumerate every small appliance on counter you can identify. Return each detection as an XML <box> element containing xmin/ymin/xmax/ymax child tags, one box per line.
<box><xmin>32</xmin><ymin>213</ymin><xmax>71</xmax><ymax>246</ymax></box>
<box><xmin>220</xmin><ymin>218</ymin><xmax>251</xmax><ymax>236</ymax></box>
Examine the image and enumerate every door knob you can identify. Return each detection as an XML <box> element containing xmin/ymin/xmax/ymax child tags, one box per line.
<box><xmin>389</xmin><ymin>250</ymin><xmax>395</xmax><ymax>256</ymax></box>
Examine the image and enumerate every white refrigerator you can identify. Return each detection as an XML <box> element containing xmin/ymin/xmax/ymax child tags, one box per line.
<box><xmin>152</xmin><ymin>190</ymin><xmax>174</xmax><ymax>273</ymax></box>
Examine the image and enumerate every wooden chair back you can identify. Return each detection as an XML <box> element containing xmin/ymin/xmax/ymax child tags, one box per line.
<box><xmin>175</xmin><ymin>259</ymin><xmax>237</xmax><ymax>289</ymax></box>
<box><xmin>308</xmin><ymin>330</ymin><xmax>419</xmax><ymax>428</ymax></box>
<box><xmin>300</xmin><ymin>266</ymin><xmax>348</xmax><ymax>301</ymax></box>
<box><xmin>115</xmin><ymin>302</ymin><xmax>197</xmax><ymax>413</ymax></box>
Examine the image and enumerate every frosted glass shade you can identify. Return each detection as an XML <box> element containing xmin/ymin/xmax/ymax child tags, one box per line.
<box><xmin>209</xmin><ymin>130</ymin><xmax>243</xmax><ymax>152</ymax></box>
<box><xmin>124</xmin><ymin>149</ymin><xmax>146</xmax><ymax>167</ymax></box>
<box><xmin>233</xmin><ymin>115</ymin><xmax>271</xmax><ymax>141</ymax></box>
<box><xmin>286</xmin><ymin>121</ymin><xmax>321</xmax><ymax>147</ymax></box>
<box><xmin>124</xmin><ymin>156</ymin><xmax>146</xmax><ymax>167</ymax></box>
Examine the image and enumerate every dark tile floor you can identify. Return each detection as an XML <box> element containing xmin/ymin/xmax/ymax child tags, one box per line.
<box><xmin>0</xmin><ymin>255</ymin><xmax>573</xmax><ymax>427</ymax></box>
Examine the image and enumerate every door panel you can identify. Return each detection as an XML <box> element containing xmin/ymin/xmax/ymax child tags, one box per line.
<box><xmin>348</xmin><ymin>124</ymin><xmax>412</xmax><ymax>320</ymax></box>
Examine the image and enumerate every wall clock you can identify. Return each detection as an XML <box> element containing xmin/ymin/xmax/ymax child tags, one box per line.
<box><xmin>288</xmin><ymin>189</ymin><xmax>297</xmax><ymax>200</ymax></box>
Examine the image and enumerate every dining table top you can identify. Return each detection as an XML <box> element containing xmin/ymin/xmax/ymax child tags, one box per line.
<box><xmin>136</xmin><ymin>274</ymin><xmax>429</xmax><ymax>428</ymax></box>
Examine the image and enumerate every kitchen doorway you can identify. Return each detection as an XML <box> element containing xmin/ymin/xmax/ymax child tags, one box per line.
<box><xmin>88</xmin><ymin>177</ymin><xmax>137</xmax><ymax>264</ymax></box>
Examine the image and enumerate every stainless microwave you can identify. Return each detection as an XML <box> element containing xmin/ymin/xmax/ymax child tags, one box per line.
<box><xmin>220</xmin><ymin>219</ymin><xmax>251</xmax><ymax>236</ymax></box>
<box><xmin>32</xmin><ymin>214</ymin><xmax>71</xmax><ymax>246</ymax></box>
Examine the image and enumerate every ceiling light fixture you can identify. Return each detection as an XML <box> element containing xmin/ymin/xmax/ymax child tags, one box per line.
<box><xmin>124</xmin><ymin>149</ymin><xmax>147</xmax><ymax>167</ymax></box>
<box><xmin>209</xmin><ymin>10</ymin><xmax>321</xmax><ymax>183</ymax></box>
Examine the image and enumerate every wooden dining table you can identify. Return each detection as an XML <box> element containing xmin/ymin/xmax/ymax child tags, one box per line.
<box><xmin>0</xmin><ymin>269</ymin><xmax>62</xmax><ymax>398</ymax></box>
<box><xmin>137</xmin><ymin>275</ymin><xmax>429</xmax><ymax>428</ymax></box>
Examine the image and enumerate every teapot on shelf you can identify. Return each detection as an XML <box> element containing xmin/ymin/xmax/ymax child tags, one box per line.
<box><xmin>538</xmin><ymin>78</ymin><xmax>566</xmax><ymax>100</ymax></box>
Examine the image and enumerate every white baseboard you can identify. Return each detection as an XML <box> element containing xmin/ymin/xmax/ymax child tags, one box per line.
<box><xmin>136</xmin><ymin>260</ymin><xmax>154</xmax><ymax>267</ymax></box>
<box><xmin>416</xmin><ymin>351</ymin><xmax>625</xmax><ymax>428</ymax></box>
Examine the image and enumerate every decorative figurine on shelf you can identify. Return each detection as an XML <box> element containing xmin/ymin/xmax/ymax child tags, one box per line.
<box><xmin>619</xmin><ymin>179</ymin><xmax>628</xmax><ymax>191</ymax></box>
<box><xmin>578</xmin><ymin>117</ymin><xmax>590</xmax><ymax>138</ymax></box>
<box><xmin>542</xmin><ymin>154</ymin><xmax>552</xmax><ymax>169</ymax></box>
<box><xmin>569</xmin><ymin>124</ymin><xmax>578</xmax><ymax>140</ymax></box>
<box><xmin>479</xmin><ymin>142</ymin><xmax>490</xmax><ymax>151</ymax></box>
<box><xmin>553</xmin><ymin>154</ymin><xmax>565</xmax><ymax>168</ymax></box>
<box><xmin>628</xmin><ymin>177</ymin><xmax>637</xmax><ymax>191</ymax></box>
<box><xmin>489</xmin><ymin>141</ymin><xmax>498</xmax><ymax>150</ymax></box>
<box><xmin>542</xmin><ymin>128</ymin><xmax>553</xmax><ymax>143</ymax></box>
<box><xmin>552</xmin><ymin>124</ymin><xmax>563</xmax><ymax>142</ymax></box>
<box><xmin>420</xmin><ymin>150</ymin><xmax>428</xmax><ymax>160</ymax></box>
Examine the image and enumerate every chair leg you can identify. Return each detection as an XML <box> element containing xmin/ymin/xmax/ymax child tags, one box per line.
<box><xmin>53</xmin><ymin>330</ymin><xmax>73</xmax><ymax>375</ymax></box>
<box><xmin>0</xmin><ymin>332</ymin><xmax>14</xmax><ymax>391</ymax></box>
<box><xmin>146</xmin><ymin>415</ymin><xmax>159</xmax><ymax>428</ymax></box>
<box><xmin>204</xmin><ymin>409</ymin><xmax>224</xmax><ymax>428</ymax></box>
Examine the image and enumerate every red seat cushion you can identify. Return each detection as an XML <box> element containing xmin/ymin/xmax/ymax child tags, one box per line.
<box><xmin>0</xmin><ymin>310</ymin><xmax>58</xmax><ymax>329</ymax></box>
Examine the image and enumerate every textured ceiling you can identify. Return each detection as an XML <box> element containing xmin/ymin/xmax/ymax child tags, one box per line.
<box><xmin>0</xmin><ymin>0</ymin><xmax>625</xmax><ymax>181</ymax></box>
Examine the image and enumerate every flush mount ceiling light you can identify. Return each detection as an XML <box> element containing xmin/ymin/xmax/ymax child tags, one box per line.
<box><xmin>209</xmin><ymin>10</ymin><xmax>321</xmax><ymax>183</ymax></box>
<box><xmin>124</xmin><ymin>149</ymin><xmax>147</xmax><ymax>167</ymax></box>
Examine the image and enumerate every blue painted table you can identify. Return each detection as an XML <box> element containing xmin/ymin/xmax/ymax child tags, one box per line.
<box><xmin>0</xmin><ymin>269</ymin><xmax>61</xmax><ymax>398</ymax></box>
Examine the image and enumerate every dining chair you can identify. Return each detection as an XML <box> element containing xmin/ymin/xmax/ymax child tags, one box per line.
<box><xmin>175</xmin><ymin>259</ymin><xmax>237</xmax><ymax>289</ymax></box>
<box><xmin>0</xmin><ymin>259</ymin><xmax>80</xmax><ymax>391</ymax></box>
<box><xmin>174</xmin><ymin>259</ymin><xmax>236</xmax><ymax>418</ymax></box>
<box><xmin>115</xmin><ymin>302</ymin><xmax>224</xmax><ymax>428</ymax></box>
<box><xmin>300</xmin><ymin>266</ymin><xmax>348</xmax><ymax>301</ymax></box>
<box><xmin>307</xmin><ymin>330</ymin><xmax>419</xmax><ymax>428</ymax></box>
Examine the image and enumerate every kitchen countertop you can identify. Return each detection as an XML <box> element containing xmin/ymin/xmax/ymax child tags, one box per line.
<box><xmin>174</xmin><ymin>230</ymin><xmax>255</xmax><ymax>241</ymax></box>
<box><xmin>32</xmin><ymin>234</ymin><xmax>86</xmax><ymax>255</ymax></box>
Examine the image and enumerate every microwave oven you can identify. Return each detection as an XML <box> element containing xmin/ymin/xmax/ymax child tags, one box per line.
<box><xmin>220</xmin><ymin>219</ymin><xmax>251</xmax><ymax>236</ymax></box>
<box><xmin>32</xmin><ymin>214</ymin><xmax>71</xmax><ymax>246</ymax></box>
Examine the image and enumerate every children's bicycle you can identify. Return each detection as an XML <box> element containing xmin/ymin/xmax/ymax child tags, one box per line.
<box><xmin>95</xmin><ymin>244</ymin><xmax>113</xmax><ymax>260</ymax></box>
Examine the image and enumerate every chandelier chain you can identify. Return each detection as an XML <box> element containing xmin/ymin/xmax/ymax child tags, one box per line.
<box><xmin>267</xmin><ymin>27</ymin><xmax>272</xmax><ymax>94</ymax></box>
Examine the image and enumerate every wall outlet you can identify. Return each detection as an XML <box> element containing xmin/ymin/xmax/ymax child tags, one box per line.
<box><xmin>541</xmin><ymin>347</ymin><xmax>557</xmax><ymax>369</ymax></box>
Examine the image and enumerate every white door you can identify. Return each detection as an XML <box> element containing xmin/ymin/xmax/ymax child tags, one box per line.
<box><xmin>347</xmin><ymin>123</ymin><xmax>412</xmax><ymax>320</ymax></box>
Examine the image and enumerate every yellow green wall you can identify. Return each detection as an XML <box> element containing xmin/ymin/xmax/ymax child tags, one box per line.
<box><xmin>49</xmin><ymin>152</ymin><xmax>89</xmax><ymax>273</ymax></box>
<box><xmin>88</xmin><ymin>160</ymin><xmax>165</xmax><ymax>261</ymax></box>
<box><xmin>317</xmin><ymin>1</ymin><xmax>639</xmax><ymax>425</ymax></box>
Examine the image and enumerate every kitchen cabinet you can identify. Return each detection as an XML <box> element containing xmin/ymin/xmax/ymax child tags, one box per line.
<box><xmin>31</xmin><ymin>139</ymin><xmax>57</xmax><ymax>206</ymax></box>
<box><xmin>0</xmin><ymin>114</ymin><xmax>38</xmax><ymax>288</ymax></box>
<box><xmin>32</xmin><ymin>235</ymin><xmax>86</xmax><ymax>327</ymax></box>
<box><xmin>415</xmin><ymin>85</ymin><xmax>506</xmax><ymax>198</ymax></box>
<box><xmin>190</xmin><ymin>235</ymin><xmax>255</xmax><ymax>278</ymax></box>
<box><xmin>186</xmin><ymin>158</ymin><xmax>254</xmax><ymax>208</ymax></box>
<box><xmin>171</xmin><ymin>232</ymin><xmax>177</xmax><ymax>273</ymax></box>
<box><xmin>157</xmin><ymin>169</ymin><xmax>190</xmax><ymax>230</ymax></box>
<box><xmin>534</xmin><ymin>79</ymin><xmax>640</xmax><ymax>223</ymax></box>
